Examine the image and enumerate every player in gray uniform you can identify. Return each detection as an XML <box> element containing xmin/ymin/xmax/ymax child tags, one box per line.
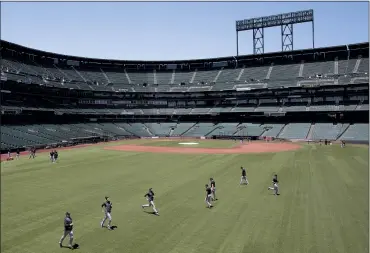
<box><xmin>142</xmin><ymin>188</ymin><xmax>159</xmax><ymax>215</ymax></box>
<box><xmin>101</xmin><ymin>197</ymin><xmax>113</xmax><ymax>230</ymax></box>
<box><xmin>59</xmin><ymin>212</ymin><xmax>74</xmax><ymax>249</ymax></box>
<box><xmin>268</xmin><ymin>174</ymin><xmax>279</xmax><ymax>195</ymax></box>
<box><xmin>240</xmin><ymin>166</ymin><xmax>249</xmax><ymax>185</ymax></box>
<box><xmin>205</xmin><ymin>184</ymin><xmax>213</xmax><ymax>208</ymax></box>
<box><xmin>209</xmin><ymin>178</ymin><xmax>217</xmax><ymax>201</ymax></box>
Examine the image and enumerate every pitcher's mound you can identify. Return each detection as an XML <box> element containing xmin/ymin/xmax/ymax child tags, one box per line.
<box><xmin>105</xmin><ymin>142</ymin><xmax>301</xmax><ymax>154</ymax></box>
<box><xmin>178</xmin><ymin>142</ymin><xmax>199</xmax><ymax>145</ymax></box>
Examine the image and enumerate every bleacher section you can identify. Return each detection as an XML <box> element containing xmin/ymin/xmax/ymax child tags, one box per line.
<box><xmin>310</xmin><ymin>123</ymin><xmax>349</xmax><ymax>140</ymax></box>
<box><xmin>170</xmin><ymin>123</ymin><xmax>196</xmax><ymax>136</ymax></box>
<box><xmin>3</xmin><ymin>103</ymin><xmax>368</xmax><ymax>116</ymax></box>
<box><xmin>339</xmin><ymin>124</ymin><xmax>369</xmax><ymax>141</ymax></box>
<box><xmin>303</xmin><ymin>61</ymin><xmax>334</xmax><ymax>77</ymax></box>
<box><xmin>2</xmin><ymin>125</ymin><xmax>57</xmax><ymax>146</ymax></box>
<box><xmin>278</xmin><ymin>123</ymin><xmax>311</xmax><ymax>139</ymax></box>
<box><xmin>182</xmin><ymin>123</ymin><xmax>217</xmax><ymax>137</ymax></box>
<box><xmin>261</xmin><ymin>124</ymin><xmax>285</xmax><ymax>138</ymax></box>
<box><xmin>2</xmin><ymin>52</ymin><xmax>368</xmax><ymax>92</ymax></box>
<box><xmin>192</xmin><ymin>70</ymin><xmax>219</xmax><ymax>84</ymax></box>
<box><xmin>216</xmin><ymin>69</ymin><xmax>239</xmax><ymax>84</ymax></box>
<box><xmin>239</xmin><ymin>66</ymin><xmax>270</xmax><ymax>82</ymax></box>
<box><xmin>115</xmin><ymin>123</ymin><xmax>152</xmax><ymax>137</ymax></box>
<box><xmin>90</xmin><ymin>123</ymin><xmax>132</xmax><ymax>136</ymax></box>
<box><xmin>212</xmin><ymin>123</ymin><xmax>240</xmax><ymax>136</ymax></box>
<box><xmin>145</xmin><ymin>123</ymin><xmax>177</xmax><ymax>136</ymax></box>
<box><xmin>1</xmin><ymin>122</ymin><xmax>368</xmax><ymax>150</ymax></box>
<box><xmin>235</xmin><ymin>123</ymin><xmax>265</xmax><ymax>136</ymax></box>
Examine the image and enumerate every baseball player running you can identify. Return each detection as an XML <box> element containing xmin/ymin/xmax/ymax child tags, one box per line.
<box><xmin>240</xmin><ymin>166</ymin><xmax>249</xmax><ymax>185</ymax></box>
<box><xmin>142</xmin><ymin>188</ymin><xmax>159</xmax><ymax>215</ymax></box>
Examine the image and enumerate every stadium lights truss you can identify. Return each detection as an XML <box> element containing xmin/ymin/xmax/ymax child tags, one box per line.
<box><xmin>235</xmin><ymin>10</ymin><xmax>314</xmax><ymax>55</ymax></box>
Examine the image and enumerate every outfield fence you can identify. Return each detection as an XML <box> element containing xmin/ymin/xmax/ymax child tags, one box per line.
<box><xmin>1</xmin><ymin>135</ymin><xmax>138</xmax><ymax>154</ymax></box>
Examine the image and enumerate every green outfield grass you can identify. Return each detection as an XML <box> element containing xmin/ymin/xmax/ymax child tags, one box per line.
<box><xmin>1</xmin><ymin>141</ymin><xmax>368</xmax><ymax>253</ymax></box>
<box><xmin>139</xmin><ymin>139</ymin><xmax>238</xmax><ymax>148</ymax></box>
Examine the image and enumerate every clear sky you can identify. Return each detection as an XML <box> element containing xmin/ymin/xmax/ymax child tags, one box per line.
<box><xmin>1</xmin><ymin>1</ymin><xmax>368</xmax><ymax>61</ymax></box>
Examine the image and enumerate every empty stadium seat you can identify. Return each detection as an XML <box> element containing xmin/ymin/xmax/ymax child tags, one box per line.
<box><xmin>339</xmin><ymin>124</ymin><xmax>369</xmax><ymax>141</ymax></box>
<box><xmin>171</xmin><ymin>123</ymin><xmax>196</xmax><ymax>136</ymax></box>
<box><xmin>3</xmin><ymin>49</ymin><xmax>368</xmax><ymax>92</ymax></box>
<box><xmin>278</xmin><ymin>123</ymin><xmax>311</xmax><ymax>139</ymax></box>
<box><xmin>182</xmin><ymin>123</ymin><xmax>217</xmax><ymax>137</ymax></box>
<box><xmin>311</xmin><ymin>123</ymin><xmax>349</xmax><ymax>140</ymax></box>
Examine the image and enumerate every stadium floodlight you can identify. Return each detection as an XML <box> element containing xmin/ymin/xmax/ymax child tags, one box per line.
<box><xmin>235</xmin><ymin>10</ymin><xmax>314</xmax><ymax>55</ymax></box>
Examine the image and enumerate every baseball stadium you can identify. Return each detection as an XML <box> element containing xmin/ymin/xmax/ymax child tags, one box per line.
<box><xmin>1</xmin><ymin>4</ymin><xmax>369</xmax><ymax>253</ymax></box>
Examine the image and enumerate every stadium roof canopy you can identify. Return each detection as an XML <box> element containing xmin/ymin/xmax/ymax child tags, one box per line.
<box><xmin>1</xmin><ymin>40</ymin><xmax>369</xmax><ymax>66</ymax></box>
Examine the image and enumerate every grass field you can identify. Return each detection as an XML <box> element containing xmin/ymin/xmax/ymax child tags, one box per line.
<box><xmin>1</xmin><ymin>140</ymin><xmax>369</xmax><ymax>253</ymax></box>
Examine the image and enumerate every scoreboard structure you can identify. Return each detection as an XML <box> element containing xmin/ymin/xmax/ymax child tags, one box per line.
<box><xmin>235</xmin><ymin>9</ymin><xmax>315</xmax><ymax>55</ymax></box>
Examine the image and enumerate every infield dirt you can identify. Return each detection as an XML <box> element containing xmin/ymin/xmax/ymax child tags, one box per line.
<box><xmin>104</xmin><ymin>142</ymin><xmax>301</xmax><ymax>154</ymax></box>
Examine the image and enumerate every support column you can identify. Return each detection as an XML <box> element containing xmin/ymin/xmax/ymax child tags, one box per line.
<box><xmin>253</xmin><ymin>28</ymin><xmax>264</xmax><ymax>55</ymax></box>
<box><xmin>281</xmin><ymin>24</ymin><xmax>293</xmax><ymax>52</ymax></box>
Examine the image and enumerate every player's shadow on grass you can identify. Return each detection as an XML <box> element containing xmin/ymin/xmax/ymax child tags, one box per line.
<box><xmin>61</xmin><ymin>244</ymin><xmax>79</xmax><ymax>250</ymax></box>
<box><xmin>102</xmin><ymin>225</ymin><xmax>118</xmax><ymax>230</ymax></box>
<box><xmin>144</xmin><ymin>211</ymin><xmax>159</xmax><ymax>216</ymax></box>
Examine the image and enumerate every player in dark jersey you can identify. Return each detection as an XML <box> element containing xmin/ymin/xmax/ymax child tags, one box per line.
<box><xmin>268</xmin><ymin>174</ymin><xmax>279</xmax><ymax>195</ymax></box>
<box><xmin>50</xmin><ymin>151</ymin><xmax>55</xmax><ymax>163</ymax></box>
<box><xmin>209</xmin><ymin>178</ymin><xmax>217</xmax><ymax>201</ymax></box>
<box><xmin>240</xmin><ymin>166</ymin><xmax>249</xmax><ymax>185</ymax></box>
<box><xmin>29</xmin><ymin>147</ymin><xmax>36</xmax><ymax>159</ymax></box>
<box><xmin>205</xmin><ymin>184</ymin><xmax>213</xmax><ymax>208</ymax></box>
<box><xmin>54</xmin><ymin>150</ymin><xmax>59</xmax><ymax>162</ymax></box>
<box><xmin>16</xmin><ymin>149</ymin><xmax>20</xmax><ymax>159</ymax></box>
<box><xmin>272</xmin><ymin>174</ymin><xmax>278</xmax><ymax>183</ymax></box>
<box><xmin>142</xmin><ymin>188</ymin><xmax>159</xmax><ymax>215</ymax></box>
<box><xmin>59</xmin><ymin>212</ymin><xmax>74</xmax><ymax>249</ymax></box>
<box><xmin>101</xmin><ymin>197</ymin><xmax>113</xmax><ymax>230</ymax></box>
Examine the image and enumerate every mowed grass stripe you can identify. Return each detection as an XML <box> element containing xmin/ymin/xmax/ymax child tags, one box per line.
<box><xmin>1</xmin><ymin>143</ymin><xmax>368</xmax><ymax>253</ymax></box>
<box><xmin>309</xmin><ymin>146</ymin><xmax>368</xmax><ymax>253</ymax></box>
